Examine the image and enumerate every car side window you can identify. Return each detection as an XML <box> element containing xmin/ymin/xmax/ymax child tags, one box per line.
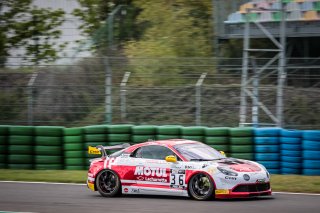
<box><xmin>132</xmin><ymin>145</ymin><xmax>180</xmax><ymax>161</ymax></box>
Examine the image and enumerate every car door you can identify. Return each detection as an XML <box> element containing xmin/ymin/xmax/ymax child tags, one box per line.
<box><xmin>122</xmin><ymin>145</ymin><xmax>187</xmax><ymax>196</ymax></box>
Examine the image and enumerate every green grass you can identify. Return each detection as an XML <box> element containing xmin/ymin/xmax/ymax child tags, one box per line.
<box><xmin>0</xmin><ymin>170</ymin><xmax>319</xmax><ymax>193</ymax></box>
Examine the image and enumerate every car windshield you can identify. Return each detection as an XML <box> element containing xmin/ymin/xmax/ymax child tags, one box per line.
<box><xmin>174</xmin><ymin>143</ymin><xmax>226</xmax><ymax>161</ymax></box>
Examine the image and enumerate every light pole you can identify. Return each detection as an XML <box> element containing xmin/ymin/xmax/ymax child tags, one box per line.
<box><xmin>107</xmin><ymin>4</ymin><xmax>126</xmax><ymax>50</ymax></box>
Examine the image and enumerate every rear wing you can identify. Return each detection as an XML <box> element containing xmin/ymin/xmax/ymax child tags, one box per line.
<box><xmin>88</xmin><ymin>143</ymin><xmax>130</xmax><ymax>157</ymax></box>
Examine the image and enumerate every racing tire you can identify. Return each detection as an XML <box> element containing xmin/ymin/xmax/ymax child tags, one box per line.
<box><xmin>9</xmin><ymin>126</ymin><xmax>34</xmax><ymax>135</ymax></box>
<box><xmin>302</xmin><ymin>140</ymin><xmax>320</xmax><ymax>151</ymax></box>
<box><xmin>0</xmin><ymin>125</ymin><xmax>9</xmax><ymax>135</ymax></box>
<box><xmin>0</xmin><ymin>136</ymin><xmax>6</xmax><ymax>145</ymax></box>
<box><xmin>96</xmin><ymin>169</ymin><xmax>121</xmax><ymax>197</ymax></box>
<box><xmin>181</xmin><ymin>135</ymin><xmax>204</xmax><ymax>142</ymax></box>
<box><xmin>188</xmin><ymin>173</ymin><xmax>214</xmax><ymax>201</ymax></box>
<box><xmin>204</xmin><ymin>136</ymin><xmax>229</xmax><ymax>145</ymax></box>
<box><xmin>131</xmin><ymin>135</ymin><xmax>155</xmax><ymax>143</ymax></box>
<box><xmin>230</xmin><ymin>137</ymin><xmax>253</xmax><ymax>145</ymax></box>
<box><xmin>209</xmin><ymin>145</ymin><xmax>229</xmax><ymax>152</ymax></box>
<box><xmin>132</xmin><ymin>125</ymin><xmax>157</xmax><ymax>135</ymax></box>
<box><xmin>35</xmin><ymin>136</ymin><xmax>62</xmax><ymax>146</ymax></box>
<box><xmin>254</xmin><ymin>128</ymin><xmax>281</xmax><ymax>137</ymax></box>
<box><xmin>280</xmin><ymin>137</ymin><xmax>301</xmax><ymax>144</ymax></box>
<box><xmin>229</xmin><ymin>153</ymin><xmax>254</xmax><ymax>160</ymax></box>
<box><xmin>64</xmin><ymin>127</ymin><xmax>83</xmax><ymax>136</ymax></box>
<box><xmin>254</xmin><ymin>137</ymin><xmax>279</xmax><ymax>145</ymax></box>
<box><xmin>181</xmin><ymin>126</ymin><xmax>205</xmax><ymax>136</ymax></box>
<box><xmin>35</xmin><ymin>126</ymin><xmax>64</xmax><ymax>136</ymax></box>
<box><xmin>107</xmin><ymin>125</ymin><xmax>133</xmax><ymax>134</ymax></box>
<box><xmin>303</xmin><ymin>130</ymin><xmax>320</xmax><ymax>141</ymax></box>
<box><xmin>229</xmin><ymin>127</ymin><xmax>253</xmax><ymax>137</ymax></box>
<box><xmin>107</xmin><ymin>134</ymin><xmax>131</xmax><ymax>142</ymax></box>
<box><xmin>280</xmin><ymin>129</ymin><xmax>302</xmax><ymax>138</ymax></box>
<box><xmin>204</xmin><ymin>127</ymin><xmax>230</xmax><ymax>136</ymax></box>
<box><xmin>64</xmin><ymin>136</ymin><xmax>83</xmax><ymax>143</ymax></box>
<box><xmin>84</xmin><ymin>125</ymin><xmax>107</xmax><ymax>134</ymax></box>
<box><xmin>157</xmin><ymin>125</ymin><xmax>182</xmax><ymax>135</ymax></box>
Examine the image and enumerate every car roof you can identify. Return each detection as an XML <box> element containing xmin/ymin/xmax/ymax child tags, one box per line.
<box><xmin>125</xmin><ymin>139</ymin><xmax>199</xmax><ymax>153</ymax></box>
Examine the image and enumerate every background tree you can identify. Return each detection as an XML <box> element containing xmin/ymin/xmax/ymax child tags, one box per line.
<box><xmin>73</xmin><ymin>0</ymin><xmax>140</xmax><ymax>54</ymax></box>
<box><xmin>0</xmin><ymin>0</ymin><xmax>66</xmax><ymax>67</ymax></box>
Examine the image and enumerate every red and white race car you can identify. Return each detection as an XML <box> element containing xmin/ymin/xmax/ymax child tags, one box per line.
<box><xmin>87</xmin><ymin>139</ymin><xmax>271</xmax><ymax>200</ymax></box>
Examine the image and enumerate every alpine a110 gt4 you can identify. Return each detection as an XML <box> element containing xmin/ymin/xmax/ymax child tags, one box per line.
<box><xmin>87</xmin><ymin>139</ymin><xmax>271</xmax><ymax>200</ymax></box>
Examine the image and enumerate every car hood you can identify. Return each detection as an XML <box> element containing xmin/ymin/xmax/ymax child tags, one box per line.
<box><xmin>215</xmin><ymin>158</ymin><xmax>262</xmax><ymax>172</ymax></box>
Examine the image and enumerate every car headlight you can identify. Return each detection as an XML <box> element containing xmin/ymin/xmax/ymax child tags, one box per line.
<box><xmin>217</xmin><ymin>167</ymin><xmax>238</xmax><ymax>176</ymax></box>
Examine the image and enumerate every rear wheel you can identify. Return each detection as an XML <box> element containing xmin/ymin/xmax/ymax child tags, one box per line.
<box><xmin>188</xmin><ymin>173</ymin><xmax>214</xmax><ymax>201</ymax></box>
<box><xmin>96</xmin><ymin>169</ymin><xmax>121</xmax><ymax>197</ymax></box>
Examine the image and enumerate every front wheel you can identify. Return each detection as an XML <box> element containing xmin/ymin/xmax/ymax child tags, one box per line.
<box><xmin>96</xmin><ymin>169</ymin><xmax>121</xmax><ymax>197</ymax></box>
<box><xmin>188</xmin><ymin>173</ymin><xmax>214</xmax><ymax>201</ymax></box>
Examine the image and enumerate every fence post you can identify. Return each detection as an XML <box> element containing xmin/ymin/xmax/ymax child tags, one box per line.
<box><xmin>120</xmin><ymin>72</ymin><xmax>131</xmax><ymax>122</ymax></box>
<box><xmin>195</xmin><ymin>73</ymin><xmax>207</xmax><ymax>126</ymax></box>
<box><xmin>251</xmin><ymin>57</ymin><xmax>259</xmax><ymax>127</ymax></box>
<box><xmin>104</xmin><ymin>57</ymin><xmax>112</xmax><ymax>124</ymax></box>
<box><xmin>27</xmin><ymin>72</ymin><xmax>38</xmax><ymax>126</ymax></box>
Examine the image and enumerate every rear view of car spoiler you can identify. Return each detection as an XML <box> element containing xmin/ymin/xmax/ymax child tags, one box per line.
<box><xmin>88</xmin><ymin>143</ymin><xmax>130</xmax><ymax>157</ymax></box>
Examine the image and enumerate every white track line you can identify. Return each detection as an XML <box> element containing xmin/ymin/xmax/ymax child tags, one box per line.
<box><xmin>0</xmin><ymin>181</ymin><xmax>320</xmax><ymax>196</ymax></box>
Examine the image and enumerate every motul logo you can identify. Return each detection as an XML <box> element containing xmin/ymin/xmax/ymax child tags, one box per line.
<box><xmin>134</xmin><ymin>166</ymin><xmax>167</xmax><ymax>177</ymax></box>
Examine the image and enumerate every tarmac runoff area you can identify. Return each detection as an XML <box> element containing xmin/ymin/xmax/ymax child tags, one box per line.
<box><xmin>0</xmin><ymin>181</ymin><xmax>319</xmax><ymax>213</ymax></box>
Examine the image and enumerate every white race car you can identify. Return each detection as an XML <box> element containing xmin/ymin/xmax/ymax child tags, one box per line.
<box><xmin>87</xmin><ymin>139</ymin><xmax>271</xmax><ymax>200</ymax></box>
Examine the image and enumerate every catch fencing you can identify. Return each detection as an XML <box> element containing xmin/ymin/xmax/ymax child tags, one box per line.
<box><xmin>0</xmin><ymin>57</ymin><xmax>320</xmax><ymax>129</ymax></box>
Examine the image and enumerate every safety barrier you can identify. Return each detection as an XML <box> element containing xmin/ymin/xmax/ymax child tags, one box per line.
<box><xmin>0</xmin><ymin>125</ymin><xmax>319</xmax><ymax>175</ymax></box>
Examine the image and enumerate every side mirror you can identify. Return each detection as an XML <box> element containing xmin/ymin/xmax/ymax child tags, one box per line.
<box><xmin>220</xmin><ymin>151</ymin><xmax>226</xmax><ymax>157</ymax></box>
<box><xmin>165</xmin><ymin>155</ymin><xmax>177</xmax><ymax>163</ymax></box>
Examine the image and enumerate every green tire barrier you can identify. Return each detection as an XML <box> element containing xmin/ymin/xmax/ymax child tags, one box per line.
<box><xmin>35</xmin><ymin>126</ymin><xmax>64</xmax><ymax>136</ymax></box>
<box><xmin>0</xmin><ymin>125</ymin><xmax>9</xmax><ymax>135</ymax></box>
<box><xmin>35</xmin><ymin>164</ymin><xmax>63</xmax><ymax>170</ymax></box>
<box><xmin>84</xmin><ymin>134</ymin><xmax>106</xmax><ymax>142</ymax></box>
<box><xmin>205</xmin><ymin>127</ymin><xmax>230</xmax><ymax>136</ymax></box>
<box><xmin>230</xmin><ymin>137</ymin><xmax>253</xmax><ymax>145</ymax></box>
<box><xmin>181</xmin><ymin>126</ymin><xmax>205</xmax><ymax>135</ymax></box>
<box><xmin>64</xmin><ymin>151</ymin><xmax>84</xmax><ymax>158</ymax></box>
<box><xmin>107</xmin><ymin>134</ymin><xmax>131</xmax><ymax>142</ymax></box>
<box><xmin>0</xmin><ymin>135</ymin><xmax>6</xmax><ymax>145</ymax></box>
<box><xmin>8</xmin><ymin>135</ymin><xmax>33</xmax><ymax>145</ymax></box>
<box><xmin>157</xmin><ymin>125</ymin><xmax>182</xmax><ymax>135</ymax></box>
<box><xmin>181</xmin><ymin>135</ymin><xmax>204</xmax><ymax>142</ymax></box>
<box><xmin>0</xmin><ymin>163</ymin><xmax>5</xmax><ymax>168</ymax></box>
<box><xmin>0</xmin><ymin>145</ymin><xmax>6</xmax><ymax>154</ymax></box>
<box><xmin>35</xmin><ymin>136</ymin><xmax>61</xmax><ymax>146</ymax></box>
<box><xmin>8</xmin><ymin>145</ymin><xmax>33</xmax><ymax>155</ymax></box>
<box><xmin>64</xmin><ymin>143</ymin><xmax>83</xmax><ymax>151</ymax></box>
<box><xmin>156</xmin><ymin>135</ymin><xmax>180</xmax><ymax>140</ymax></box>
<box><xmin>64</xmin><ymin>127</ymin><xmax>83</xmax><ymax>136</ymax></box>
<box><xmin>229</xmin><ymin>153</ymin><xmax>254</xmax><ymax>160</ymax></box>
<box><xmin>84</xmin><ymin>125</ymin><xmax>107</xmax><ymax>134</ymax></box>
<box><xmin>8</xmin><ymin>164</ymin><xmax>33</xmax><ymax>169</ymax></box>
<box><xmin>35</xmin><ymin>156</ymin><xmax>62</xmax><ymax>164</ymax></box>
<box><xmin>132</xmin><ymin>135</ymin><xmax>156</xmax><ymax>143</ymax></box>
<box><xmin>64</xmin><ymin>165</ymin><xmax>85</xmax><ymax>170</ymax></box>
<box><xmin>107</xmin><ymin>125</ymin><xmax>133</xmax><ymax>134</ymax></box>
<box><xmin>9</xmin><ymin>126</ymin><xmax>34</xmax><ymax>135</ymax></box>
<box><xmin>209</xmin><ymin>145</ymin><xmax>229</xmax><ymax>152</ymax></box>
<box><xmin>230</xmin><ymin>145</ymin><xmax>254</xmax><ymax>153</ymax></box>
<box><xmin>108</xmin><ymin>142</ymin><xmax>128</xmax><ymax>146</ymax></box>
<box><xmin>229</xmin><ymin>127</ymin><xmax>254</xmax><ymax>137</ymax></box>
<box><xmin>65</xmin><ymin>158</ymin><xmax>84</xmax><ymax>166</ymax></box>
<box><xmin>64</xmin><ymin>136</ymin><xmax>83</xmax><ymax>143</ymax></box>
<box><xmin>34</xmin><ymin>146</ymin><xmax>62</xmax><ymax>156</ymax></box>
<box><xmin>8</xmin><ymin>155</ymin><xmax>33</xmax><ymax>164</ymax></box>
<box><xmin>0</xmin><ymin>154</ymin><xmax>6</xmax><ymax>163</ymax></box>
<box><xmin>132</xmin><ymin>125</ymin><xmax>157</xmax><ymax>135</ymax></box>
<box><xmin>205</xmin><ymin>136</ymin><xmax>229</xmax><ymax>145</ymax></box>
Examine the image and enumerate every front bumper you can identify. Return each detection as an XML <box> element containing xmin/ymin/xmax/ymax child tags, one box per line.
<box><xmin>87</xmin><ymin>180</ymin><xmax>96</xmax><ymax>191</ymax></box>
<box><xmin>215</xmin><ymin>182</ymin><xmax>272</xmax><ymax>199</ymax></box>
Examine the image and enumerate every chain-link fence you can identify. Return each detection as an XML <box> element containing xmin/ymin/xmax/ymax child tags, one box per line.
<box><xmin>0</xmin><ymin>57</ymin><xmax>319</xmax><ymax>129</ymax></box>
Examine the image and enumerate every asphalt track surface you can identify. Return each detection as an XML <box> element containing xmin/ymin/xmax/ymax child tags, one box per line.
<box><xmin>0</xmin><ymin>182</ymin><xmax>319</xmax><ymax>213</ymax></box>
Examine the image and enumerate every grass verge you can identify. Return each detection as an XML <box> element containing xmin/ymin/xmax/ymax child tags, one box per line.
<box><xmin>0</xmin><ymin>170</ymin><xmax>319</xmax><ymax>193</ymax></box>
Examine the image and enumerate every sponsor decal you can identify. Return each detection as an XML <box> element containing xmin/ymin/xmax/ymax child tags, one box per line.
<box><xmin>225</xmin><ymin>176</ymin><xmax>237</xmax><ymax>180</ymax></box>
<box><xmin>256</xmin><ymin>179</ymin><xmax>266</xmax><ymax>183</ymax></box>
<box><xmin>134</xmin><ymin>166</ymin><xmax>168</xmax><ymax>177</ymax></box>
<box><xmin>124</xmin><ymin>188</ymin><xmax>129</xmax><ymax>193</ymax></box>
<box><xmin>215</xmin><ymin>189</ymin><xmax>229</xmax><ymax>194</ymax></box>
<box><xmin>207</xmin><ymin>167</ymin><xmax>216</xmax><ymax>174</ymax></box>
<box><xmin>131</xmin><ymin>188</ymin><xmax>140</xmax><ymax>193</ymax></box>
<box><xmin>87</xmin><ymin>182</ymin><xmax>95</xmax><ymax>191</ymax></box>
<box><xmin>185</xmin><ymin>165</ymin><xmax>194</xmax><ymax>169</ymax></box>
<box><xmin>145</xmin><ymin>177</ymin><xmax>167</xmax><ymax>182</ymax></box>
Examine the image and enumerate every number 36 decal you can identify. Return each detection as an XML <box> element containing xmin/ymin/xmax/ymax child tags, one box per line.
<box><xmin>170</xmin><ymin>169</ymin><xmax>186</xmax><ymax>189</ymax></box>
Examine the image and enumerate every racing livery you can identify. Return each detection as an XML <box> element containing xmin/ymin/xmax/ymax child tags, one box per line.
<box><xmin>87</xmin><ymin>139</ymin><xmax>271</xmax><ymax>200</ymax></box>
